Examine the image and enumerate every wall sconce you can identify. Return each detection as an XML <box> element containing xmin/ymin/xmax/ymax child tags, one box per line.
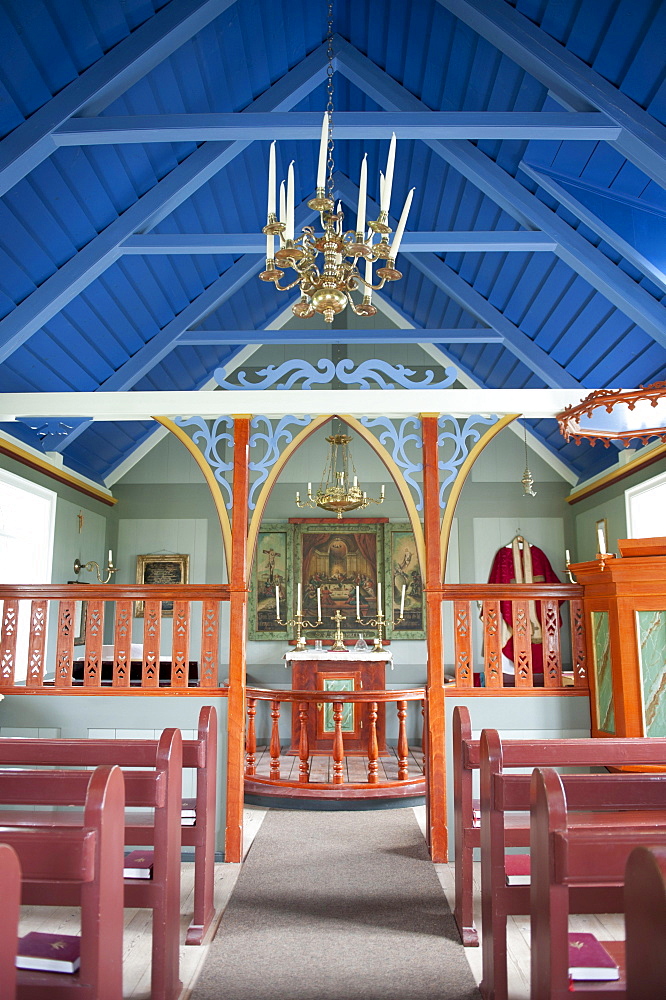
<box><xmin>73</xmin><ymin>550</ymin><xmax>117</xmax><ymax>584</ymax></box>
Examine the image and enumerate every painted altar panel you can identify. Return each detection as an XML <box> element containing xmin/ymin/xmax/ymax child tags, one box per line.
<box><xmin>249</xmin><ymin>525</ymin><xmax>293</xmax><ymax>640</ymax></box>
<box><xmin>637</xmin><ymin>610</ymin><xmax>666</xmax><ymax>737</ymax></box>
<box><xmin>591</xmin><ymin>610</ymin><xmax>616</xmax><ymax>735</ymax></box>
<box><xmin>385</xmin><ymin>523</ymin><xmax>424</xmax><ymax>639</ymax></box>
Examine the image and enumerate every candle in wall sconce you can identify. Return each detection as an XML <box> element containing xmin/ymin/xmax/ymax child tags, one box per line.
<box><xmin>597</xmin><ymin>524</ymin><xmax>607</xmax><ymax>556</ymax></box>
<box><xmin>275</xmin><ymin>585</ymin><xmax>280</xmax><ymax>619</ymax></box>
<box><xmin>108</xmin><ymin>550</ymin><xmax>113</xmax><ymax>566</ymax></box>
<box><xmin>565</xmin><ymin>549</ymin><xmax>571</xmax><ymax>565</ymax></box>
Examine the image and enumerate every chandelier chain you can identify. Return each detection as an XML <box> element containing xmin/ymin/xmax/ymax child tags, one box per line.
<box><xmin>325</xmin><ymin>1</ymin><xmax>335</xmax><ymax>201</ymax></box>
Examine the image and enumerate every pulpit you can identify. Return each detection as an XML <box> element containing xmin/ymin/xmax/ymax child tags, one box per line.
<box><xmin>572</xmin><ymin>537</ymin><xmax>666</xmax><ymax>737</ymax></box>
<box><xmin>284</xmin><ymin>649</ymin><xmax>393</xmax><ymax>755</ymax></box>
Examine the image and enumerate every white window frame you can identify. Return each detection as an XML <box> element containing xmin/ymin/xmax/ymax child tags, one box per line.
<box><xmin>625</xmin><ymin>468</ymin><xmax>666</xmax><ymax>539</ymax></box>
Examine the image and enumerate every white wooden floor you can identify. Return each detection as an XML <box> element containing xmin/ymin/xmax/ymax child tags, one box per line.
<box><xmin>18</xmin><ymin>805</ymin><xmax>624</xmax><ymax>999</ymax></box>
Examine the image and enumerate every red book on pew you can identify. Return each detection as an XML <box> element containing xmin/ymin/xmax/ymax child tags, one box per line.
<box><xmin>568</xmin><ymin>933</ymin><xmax>620</xmax><ymax>981</ymax></box>
<box><xmin>16</xmin><ymin>932</ymin><xmax>81</xmax><ymax>974</ymax></box>
<box><xmin>505</xmin><ymin>853</ymin><xmax>531</xmax><ymax>885</ymax></box>
<box><xmin>123</xmin><ymin>849</ymin><xmax>154</xmax><ymax>879</ymax></box>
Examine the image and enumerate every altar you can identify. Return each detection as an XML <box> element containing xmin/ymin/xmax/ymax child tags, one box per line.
<box><xmin>284</xmin><ymin>649</ymin><xmax>393</xmax><ymax>756</ymax></box>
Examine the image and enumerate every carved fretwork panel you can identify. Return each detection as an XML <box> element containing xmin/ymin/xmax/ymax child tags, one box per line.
<box><xmin>482</xmin><ymin>601</ymin><xmax>502</xmax><ymax>688</ymax></box>
<box><xmin>142</xmin><ymin>601</ymin><xmax>161</xmax><ymax>688</ymax></box>
<box><xmin>171</xmin><ymin>600</ymin><xmax>190</xmax><ymax>688</ymax></box>
<box><xmin>0</xmin><ymin>600</ymin><xmax>18</xmax><ymax>685</ymax></box>
<box><xmin>512</xmin><ymin>600</ymin><xmax>532</xmax><ymax>687</ymax></box>
<box><xmin>113</xmin><ymin>600</ymin><xmax>133</xmax><ymax>687</ymax></box>
<box><xmin>54</xmin><ymin>600</ymin><xmax>75</xmax><ymax>687</ymax></box>
<box><xmin>570</xmin><ymin>599</ymin><xmax>588</xmax><ymax>686</ymax></box>
<box><xmin>542</xmin><ymin>599</ymin><xmax>562</xmax><ymax>688</ymax></box>
<box><xmin>200</xmin><ymin>600</ymin><xmax>219</xmax><ymax>687</ymax></box>
<box><xmin>454</xmin><ymin>601</ymin><xmax>473</xmax><ymax>687</ymax></box>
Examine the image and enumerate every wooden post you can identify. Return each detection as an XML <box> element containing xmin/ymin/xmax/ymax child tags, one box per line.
<box><xmin>298</xmin><ymin>703</ymin><xmax>310</xmax><ymax>782</ymax></box>
<box><xmin>421</xmin><ymin>413</ymin><xmax>448</xmax><ymax>862</ymax></box>
<box><xmin>332</xmin><ymin>701</ymin><xmax>345</xmax><ymax>784</ymax></box>
<box><xmin>225</xmin><ymin>416</ymin><xmax>250</xmax><ymax>863</ymax></box>
<box><xmin>396</xmin><ymin>700</ymin><xmax>409</xmax><ymax>781</ymax></box>
<box><xmin>367</xmin><ymin>701</ymin><xmax>379</xmax><ymax>784</ymax></box>
<box><xmin>245</xmin><ymin>699</ymin><xmax>257</xmax><ymax>776</ymax></box>
<box><xmin>270</xmin><ymin>701</ymin><xmax>281</xmax><ymax>779</ymax></box>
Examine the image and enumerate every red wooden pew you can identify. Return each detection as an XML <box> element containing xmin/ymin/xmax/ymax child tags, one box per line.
<box><xmin>530</xmin><ymin>766</ymin><xmax>666</xmax><ymax>1000</ymax></box>
<box><xmin>0</xmin><ymin>842</ymin><xmax>21</xmax><ymax>1000</ymax></box>
<box><xmin>0</xmin><ymin>704</ymin><xmax>217</xmax><ymax>947</ymax></box>
<box><xmin>479</xmin><ymin>727</ymin><xmax>666</xmax><ymax>1000</ymax></box>
<box><xmin>0</xmin><ymin>730</ymin><xmax>182</xmax><ymax>1000</ymax></box>
<box><xmin>0</xmin><ymin>764</ymin><xmax>125</xmax><ymax>1000</ymax></box>
<box><xmin>625</xmin><ymin>845</ymin><xmax>666</xmax><ymax>1000</ymax></box>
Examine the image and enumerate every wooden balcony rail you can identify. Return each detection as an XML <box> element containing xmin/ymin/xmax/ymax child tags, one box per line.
<box><xmin>440</xmin><ymin>583</ymin><xmax>587</xmax><ymax>690</ymax></box>
<box><xmin>0</xmin><ymin>584</ymin><xmax>230</xmax><ymax>691</ymax></box>
<box><xmin>244</xmin><ymin>687</ymin><xmax>426</xmax><ymax>801</ymax></box>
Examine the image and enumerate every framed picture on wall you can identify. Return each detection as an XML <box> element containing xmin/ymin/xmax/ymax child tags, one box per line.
<box><xmin>384</xmin><ymin>523</ymin><xmax>425</xmax><ymax>639</ymax></box>
<box><xmin>248</xmin><ymin>525</ymin><xmax>293</xmax><ymax>640</ymax></box>
<box><xmin>135</xmin><ymin>553</ymin><xmax>189</xmax><ymax>618</ymax></box>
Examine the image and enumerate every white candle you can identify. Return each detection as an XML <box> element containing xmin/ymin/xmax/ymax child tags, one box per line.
<box><xmin>266</xmin><ymin>231</ymin><xmax>274</xmax><ymax>260</ymax></box>
<box><xmin>307</xmin><ymin>481</ymin><xmax>312</xmax><ymax>495</ymax></box>
<box><xmin>108</xmin><ymin>550</ymin><xmax>113</xmax><ymax>565</ymax></box>
<box><xmin>379</xmin><ymin>171</ymin><xmax>384</xmax><ymax>211</ymax></box>
<box><xmin>279</xmin><ymin>180</ymin><xmax>286</xmax><ymax>227</ymax></box>
<box><xmin>275</xmin><ymin>584</ymin><xmax>280</xmax><ymax>619</ymax></box>
<box><xmin>317</xmin><ymin>587</ymin><xmax>322</xmax><ymax>621</ymax></box>
<box><xmin>377</xmin><ymin>580</ymin><xmax>382</xmax><ymax>614</ymax></box>
<box><xmin>597</xmin><ymin>524</ymin><xmax>606</xmax><ymax>555</ymax></box>
<box><xmin>286</xmin><ymin>161</ymin><xmax>295</xmax><ymax>241</ymax></box>
<box><xmin>356</xmin><ymin>586</ymin><xmax>360</xmax><ymax>618</ymax></box>
<box><xmin>382</xmin><ymin>132</ymin><xmax>396</xmax><ymax>214</ymax></box>
<box><xmin>353</xmin><ymin>476</ymin><xmax>357</xmax><ymax>487</ymax></box>
<box><xmin>400</xmin><ymin>584</ymin><xmax>406</xmax><ymax>617</ymax></box>
<box><xmin>389</xmin><ymin>187</ymin><xmax>415</xmax><ymax>259</ymax></box>
<box><xmin>268</xmin><ymin>140</ymin><xmax>276</xmax><ymax>217</ymax></box>
<box><xmin>297</xmin><ymin>582</ymin><xmax>302</xmax><ymax>615</ymax></box>
<box><xmin>565</xmin><ymin>549</ymin><xmax>571</xmax><ymax>564</ymax></box>
<box><xmin>357</xmin><ymin>153</ymin><xmax>367</xmax><ymax>234</ymax></box>
<box><xmin>365</xmin><ymin>255</ymin><xmax>373</xmax><ymax>303</ymax></box>
<box><xmin>317</xmin><ymin>113</ymin><xmax>328</xmax><ymax>190</ymax></box>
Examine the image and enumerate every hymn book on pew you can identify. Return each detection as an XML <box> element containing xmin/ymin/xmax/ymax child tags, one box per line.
<box><xmin>181</xmin><ymin>798</ymin><xmax>196</xmax><ymax>826</ymax></box>
<box><xmin>16</xmin><ymin>933</ymin><xmax>80</xmax><ymax>974</ymax></box>
<box><xmin>568</xmin><ymin>933</ymin><xmax>619</xmax><ymax>981</ymax></box>
<box><xmin>123</xmin><ymin>849</ymin><xmax>154</xmax><ymax>879</ymax></box>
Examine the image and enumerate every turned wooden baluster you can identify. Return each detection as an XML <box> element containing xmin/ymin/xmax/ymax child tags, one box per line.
<box><xmin>245</xmin><ymin>697</ymin><xmax>257</xmax><ymax>776</ymax></box>
<box><xmin>397</xmin><ymin>700</ymin><xmax>409</xmax><ymax>781</ymax></box>
<box><xmin>421</xmin><ymin>700</ymin><xmax>427</xmax><ymax>774</ymax></box>
<box><xmin>332</xmin><ymin>700</ymin><xmax>345</xmax><ymax>785</ymax></box>
<box><xmin>367</xmin><ymin>701</ymin><xmax>379</xmax><ymax>784</ymax></box>
<box><xmin>298</xmin><ymin>702</ymin><xmax>310</xmax><ymax>782</ymax></box>
<box><xmin>270</xmin><ymin>700</ymin><xmax>281</xmax><ymax>779</ymax></box>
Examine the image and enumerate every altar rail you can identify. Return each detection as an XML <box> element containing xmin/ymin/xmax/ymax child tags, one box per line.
<box><xmin>244</xmin><ymin>687</ymin><xmax>427</xmax><ymax>800</ymax></box>
<box><xmin>440</xmin><ymin>583</ymin><xmax>587</xmax><ymax>690</ymax></box>
<box><xmin>0</xmin><ymin>584</ymin><xmax>230</xmax><ymax>691</ymax></box>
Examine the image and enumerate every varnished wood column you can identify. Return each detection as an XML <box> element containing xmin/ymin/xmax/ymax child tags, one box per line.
<box><xmin>225</xmin><ymin>415</ymin><xmax>250</xmax><ymax>863</ymax></box>
<box><xmin>422</xmin><ymin>413</ymin><xmax>448</xmax><ymax>862</ymax></box>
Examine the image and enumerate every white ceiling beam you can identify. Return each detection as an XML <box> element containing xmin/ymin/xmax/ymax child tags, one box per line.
<box><xmin>0</xmin><ymin>389</ymin><xmax>587</xmax><ymax>422</ymax></box>
<box><xmin>435</xmin><ymin>0</ymin><xmax>666</xmax><ymax>191</ymax></box>
<box><xmin>177</xmin><ymin>328</ymin><xmax>501</xmax><ymax>345</ymax></box>
<box><xmin>54</xmin><ymin>110</ymin><xmax>620</xmax><ymax>144</ymax></box>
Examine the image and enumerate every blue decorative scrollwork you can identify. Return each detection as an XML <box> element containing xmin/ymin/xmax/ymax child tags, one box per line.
<box><xmin>214</xmin><ymin>358</ymin><xmax>458</xmax><ymax>391</ymax></box>
<box><xmin>249</xmin><ymin>415</ymin><xmax>312</xmax><ymax>510</ymax></box>
<box><xmin>360</xmin><ymin>417</ymin><xmax>424</xmax><ymax>511</ymax></box>
<box><xmin>175</xmin><ymin>415</ymin><xmax>234</xmax><ymax>509</ymax></box>
<box><xmin>438</xmin><ymin>414</ymin><xmax>498</xmax><ymax>508</ymax></box>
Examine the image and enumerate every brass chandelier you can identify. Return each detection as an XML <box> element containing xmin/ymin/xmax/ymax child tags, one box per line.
<box><xmin>295</xmin><ymin>432</ymin><xmax>385</xmax><ymax>519</ymax></box>
<box><xmin>259</xmin><ymin>2</ymin><xmax>414</xmax><ymax>324</ymax></box>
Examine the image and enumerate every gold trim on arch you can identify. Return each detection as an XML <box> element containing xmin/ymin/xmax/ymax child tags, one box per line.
<box><xmin>154</xmin><ymin>416</ymin><xmax>232</xmax><ymax>579</ymax></box>
<box><xmin>439</xmin><ymin>414</ymin><xmax>519</xmax><ymax>581</ymax></box>
<box><xmin>247</xmin><ymin>413</ymin><xmax>425</xmax><ymax>585</ymax></box>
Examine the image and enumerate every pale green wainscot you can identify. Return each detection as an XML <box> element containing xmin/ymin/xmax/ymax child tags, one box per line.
<box><xmin>637</xmin><ymin>610</ymin><xmax>666</xmax><ymax>737</ymax></box>
<box><xmin>592</xmin><ymin>610</ymin><xmax>615</xmax><ymax>735</ymax></box>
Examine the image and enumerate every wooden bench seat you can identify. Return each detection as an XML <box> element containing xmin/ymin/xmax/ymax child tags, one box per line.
<box><xmin>478</xmin><ymin>727</ymin><xmax>666</xmax><ymax>1000</ymax></box>
<box><xmin>0</xmin><ymin>843</ymin><xmax>21</xmax><ymax>1000</ymax></box>
<box><xmin>0</xmin><ymin>729</ymin><xmax>182</xmax><ymax>1000</ymax></box>
<box><xmin>625</xmin><ymin>845</ymin><xmax>666</xmax><ymax>1000</ymax></box>
<box><xmin>0</xmin><ymin>704</ymin><xmax>217</xmax><ymax>946</ymax></box>
<box><xmin>0</xmin><ymin>764</ymin><xmax>125</xmax><ymax>1000</ymax></box>
<box><xmin>530</xmin><ymin>766</ymin><xmax>666</xmax><ymax>1000</ymax></box>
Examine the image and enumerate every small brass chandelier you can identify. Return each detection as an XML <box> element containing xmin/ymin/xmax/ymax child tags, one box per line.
<box><xmin>295</xmin><ymin>432</ymin><xmax>385</xmax><ymax>519</ymax></box>
<box><xmin>259</xmin><ymin>2</ymin><xmax>414</xmax><ymax>323</ymax></box>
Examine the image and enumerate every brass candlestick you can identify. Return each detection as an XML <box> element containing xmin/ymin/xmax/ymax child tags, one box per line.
<box><xmin>356</xmin><ymin>606</ymin><xmax>404</xmax><ymax>651</ymax></box>
<box><xmin>275</xmin><ymin>609</ymin><xmax>322</xmax><ymax>651</ymax></box>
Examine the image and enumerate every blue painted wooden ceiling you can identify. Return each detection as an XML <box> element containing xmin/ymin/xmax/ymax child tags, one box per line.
<box><xmin>0</xmin><ymin>0</ymin><xmax>665</xmax><ymax>486</ymax></box>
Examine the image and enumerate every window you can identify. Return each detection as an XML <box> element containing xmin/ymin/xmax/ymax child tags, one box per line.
<box><xmin>0</xmin><ymin>469</ymin><xmax>56</xmax><ymax>680</ymax></box>
<box><xmin>625</xmin><ymin>470</ymin><xmax>666</xmax><ymax>538</ymax></box>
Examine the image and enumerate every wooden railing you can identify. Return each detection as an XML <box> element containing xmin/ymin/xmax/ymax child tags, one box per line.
<box><xmin>0</xmin><ymin>584</ymin><xmax>229</xmax><ymax>691</ymax></box>
<box><xmin>441</xmin><ymin>583</ymin><xmax>587</xmax><ymax>690</ymax></box>
<box><xmin>244</xmin><ymin>687</ymin><xmax>427</xmax><ymax>800</ymax></box>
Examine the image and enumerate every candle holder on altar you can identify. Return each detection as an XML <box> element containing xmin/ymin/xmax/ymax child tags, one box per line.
<box><xmin>356</xmin><ymin>606</ymin><xmax>404</xmax><ymax>652</ymax></box>
<box><xmin>275</xmin><ymin>608</ymin><xmax>322</xmax><ymax>652</ymax></box>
